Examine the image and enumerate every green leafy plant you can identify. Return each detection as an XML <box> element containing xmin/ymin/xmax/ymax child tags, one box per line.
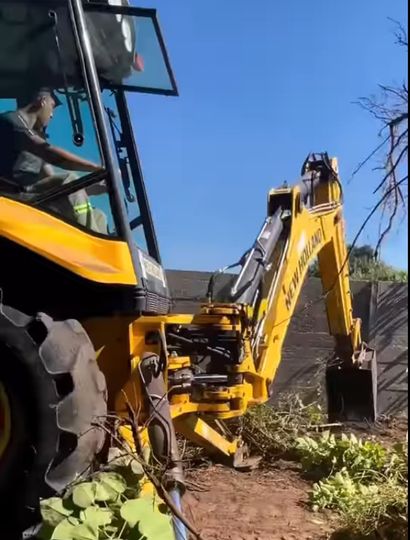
<box><xmin>296</xmin><ymin>431</ymin><xmax>408</xmax><ymax>537</ymax></box>
<box><xmin>313</xmin><ymin>475</ymin><xmax>408</xmax><ymax>536</ymax></box>
<box><xmin>38</xmin><ymin>455</ymin><xmax>175</xmax><ymax>540</ymax></box>
<box><xmin>311</xmin><ymin>469</ymin><xmax>362</xmax><ymax>512</ymax></box>
<box><xmin>296</xmin><ymin>432</ymin><xmax>388</xmax><ymax>480</ymax></box>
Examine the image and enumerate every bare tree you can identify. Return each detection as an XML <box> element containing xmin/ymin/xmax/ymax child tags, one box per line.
<box><xmin>354</xmin><ymin>20</ymin><xmax>408</xmax><ymax>259</ymax></box>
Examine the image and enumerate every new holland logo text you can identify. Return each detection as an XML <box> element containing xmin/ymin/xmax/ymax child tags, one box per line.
<box><xmin>283</xmin><ymin>229</ymin><xmax>323</xmax><ymax>311</ymax></box>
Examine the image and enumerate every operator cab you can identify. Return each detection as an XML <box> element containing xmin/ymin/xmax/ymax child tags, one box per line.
<box><xmin>0</xmin><ymin>0</ymin><xmax>178</xmax><ymax>317</ymax></box>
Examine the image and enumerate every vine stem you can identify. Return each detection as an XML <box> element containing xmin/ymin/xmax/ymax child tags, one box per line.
<box><xmin>96</xmin><ymin>421</ymin><xmax>204</xmax><ymax>540</ymax></box>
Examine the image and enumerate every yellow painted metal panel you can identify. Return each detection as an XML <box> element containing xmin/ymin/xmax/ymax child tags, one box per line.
<box><xmin>0</xmin><ymin>198</ymin><xmax>137</xmax><ymax>285</ymax></box>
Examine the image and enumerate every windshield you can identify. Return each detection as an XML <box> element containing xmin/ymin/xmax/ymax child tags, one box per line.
<box><xmin>0</xmin><ymin>0</ymin><xmax>117</xmax><ymax>237</ymax></box>
<box><xmin>85</xmin><ymin>3</ymin><xmax>178</xmax><ymax>96</ymax></box>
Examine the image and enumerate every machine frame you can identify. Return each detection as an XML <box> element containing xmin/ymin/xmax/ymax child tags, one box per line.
<box><xmin>0</xmin><ymin>2</ymin><xmax>378</xmax><ymax>537</ymax></box>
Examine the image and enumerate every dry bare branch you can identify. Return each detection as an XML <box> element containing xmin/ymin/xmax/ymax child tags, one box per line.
<box><xmin>354</xmin><ymin>20</ymin><xmax>408</xmax><ymax>253</ymax></box>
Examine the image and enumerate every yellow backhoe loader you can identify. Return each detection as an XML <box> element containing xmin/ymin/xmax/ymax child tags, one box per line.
<box><xmin>0</xmin><ymin>1</ymin><xmax>377</xmax><ymax>538</ymax></box>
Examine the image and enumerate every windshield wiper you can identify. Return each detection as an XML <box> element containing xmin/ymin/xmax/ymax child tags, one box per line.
<box><xmin>105</xmin><ymin>104</ymin><xmax>136</xmax><ymax>204</ymax></box>
<box><xmin>48</xmin><ymin>10</ymin><xmax>85</xmax><ymax>147</ymax></box>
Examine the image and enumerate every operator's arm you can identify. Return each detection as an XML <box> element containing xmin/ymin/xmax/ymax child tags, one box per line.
<box><xmin>38</xmin><ymin>161</ymin><xmax>106</xmax><ymax>195</ymax></box>
<box><xmin>21</xmin><ymin>131</ymin><xmax>101</xmax><ymax>173</ymax></box>
<box><xmin>40</xmin><ymin>163</ymin><xmax>55</xmax><ymax>179</ymax></box>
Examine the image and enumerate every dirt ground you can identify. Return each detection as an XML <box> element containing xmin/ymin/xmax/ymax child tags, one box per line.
<box><xmin>183</xmin><ymin>418</ymin><xmax>408</xmax><ymax>540</ymax></box>
<box><xmin>185</xmin><ymin>465</ymin><xmax>335</xmax><ymax>540</ymax></box>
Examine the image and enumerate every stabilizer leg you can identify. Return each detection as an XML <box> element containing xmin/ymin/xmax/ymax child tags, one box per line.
<box><xmin>174</xmin><ymin>415</ymin><xmax>261</xmax><ymax>471</ymax></box>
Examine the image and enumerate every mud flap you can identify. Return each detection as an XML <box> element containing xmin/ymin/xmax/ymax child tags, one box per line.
<box><xmin>326</xmin><ymin>348</ymin><xmax>378</xmax><ymax>423</ymax></box>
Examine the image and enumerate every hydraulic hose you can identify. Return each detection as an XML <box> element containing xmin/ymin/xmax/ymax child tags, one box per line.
<box><xmin>229</xmin><ymin>207</ymin><xmax>284</xmax><ymax>305</ymax></box>
<box><xmin>139</xmin><ymin>352</ymin><xmax>188</xmax><ymax>540</ymax></box>
<box><xmin>170</xmin><ymin>488</ymin><xmax>188</xmax><ymax>540</ymax></box>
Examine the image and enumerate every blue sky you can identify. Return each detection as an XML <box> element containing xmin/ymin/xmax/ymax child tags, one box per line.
<box><xmin>129</xmin><ymin>0</ymin><xmax>408</xmax><ymax>271</ymax></box>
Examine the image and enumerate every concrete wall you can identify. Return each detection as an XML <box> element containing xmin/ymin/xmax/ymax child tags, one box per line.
<box><xmin>371</xmin><ymin>282</ymin><xmax>408</xmax><ymax>415</ymax></box>
<box><xmin>270</xmin><ymin>279</ymin><xmax>372</xmax><ymax>404</ymax></box>
<box><xmin>166</xmin><ymin>271</ymin><xmax>408</xmax><ymax>416</ymax></box>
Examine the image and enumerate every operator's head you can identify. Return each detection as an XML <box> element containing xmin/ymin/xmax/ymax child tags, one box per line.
<box><xmin>20</xmin><ymin>87</ymin><xmax>61</xmax><ymax>128</ymax></box>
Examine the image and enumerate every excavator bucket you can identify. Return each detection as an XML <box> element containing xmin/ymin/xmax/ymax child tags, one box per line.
<box><xmin>326</xmin><ymin>349</ymin><xmax>378</xmax><ymax>423</ymax></box>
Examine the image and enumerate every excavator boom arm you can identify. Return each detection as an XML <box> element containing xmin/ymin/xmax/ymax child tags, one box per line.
<box><xmin>146</xmin><ymin>154</ymin><xmax>377</xmax><ymax>465</ymax></box>
<box><xmin>230</xmin><ymin>153</ymin><xmax>377</xmax><ymax>421</ymax></box>
<box><xmin>249</xmin><ymin>154</ymin><xmax>362</xmax><ymax>384</ymax></box>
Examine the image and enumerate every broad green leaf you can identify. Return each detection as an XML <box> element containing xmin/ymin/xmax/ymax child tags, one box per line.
<box><xmin>98</xmin><ymin>472</ymin><xmax>127</xmax><ymax>493</ymax></box>
<box><xmin>120</xmin><ymin>498</ymin><xmax>149</xmax><ymax>528</ymax></box>
<box><xmin>107</xmin><ymin>447</ymin><xmax>124</xmax><ymax>462</ymax></box>
<box><xmin>138</xmin><ymin>507</ymin><xmax>174</xmax><ymax>540</ymax></box>
<box><xmin>95</xmin><ymin>482</ymin><xmax>115</xmax><ymax>502</ymax></box>
<box><xmin>79</xmin><ymin>506</ymin><xmax>113</xmax><ymax>527</ymax></box>
<box><xmin>72</xmin><ymin>483</ymin><xmax>97</xmax><ymax>509</ymax></box>
<box><xmin>72</xmin><ymin>523</ymin><xmax>98</xmax><ymax>540</ymax></box>
<box><xmin>121</xmin><ymin>497</ymin><xmax>174</xmax><ymax>540</ymax></box>
<box><xmin>131</xmin><ymin>459</ymin><xmax>145</xmax><ymax>479</ymax></box>
<box><xmin>41</xmin><ymin>498</ymin><xmax>73</xmax><ymax>527</ymax></box>
<box><xmin>95</xmin><ymin>472</ymin><xmax>127</xmax><ymax>502</ymax></box>
<box><xmin>51</xmin><ymin>517</ymin><xmax>80</xmax><ymax>540</ymax></box>
<box><xmin>108</xmin><ymin>447</ymin><xmax>133</xmax><ymax>469</ymax></box>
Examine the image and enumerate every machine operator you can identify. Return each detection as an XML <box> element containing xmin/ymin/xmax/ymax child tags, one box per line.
<box><xmin>0</xmin><ymin>88</ymin><xmax>107</xmax><ymax>233</ymax></box>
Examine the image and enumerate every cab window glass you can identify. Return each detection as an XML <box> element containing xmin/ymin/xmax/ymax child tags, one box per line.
<box><xmin>39</xmin><ymin>178</ymin><xmax>115</xmax><ymax>237</ymax></box>
<box><xmin>85</xmin><ymin>7</ymin><xmax>177</xmax><ymax>95</ymax></box>
<box><xmin>103</xmin><ymin>89</ymin><xmax>149</xmax><ymax>251</ymax></box>
<box><xmin>0</xmin><ymin>1</ymin><xmax>117</xmax><ymax>238</ymax></box>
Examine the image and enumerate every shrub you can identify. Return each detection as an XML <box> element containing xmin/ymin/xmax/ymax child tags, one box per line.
<box><xmin>296</xmin><ymin>431</ymin><xmax>408</xmax><ymax>537</ymax></box>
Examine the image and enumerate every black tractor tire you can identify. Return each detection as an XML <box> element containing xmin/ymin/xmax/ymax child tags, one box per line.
<box><xmin>0</xmin><ymin>306</ymin><xmax>107</xmax><ymax>538</ymax></box>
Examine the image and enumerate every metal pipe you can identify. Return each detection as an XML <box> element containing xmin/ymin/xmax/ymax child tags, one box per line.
<box><xmin>169</xmin><ymin>489</ymin><xmax>188</xmax><ymax>540</ymax></box>
<box><xmin>115</xmin><ymin>91</ymin><xmax>163</xmax><ymax>263</ymax></box>
<box><xmin>193</xmin><ymin>374</ymin><xmax>229</xmax><ymax>385</ymax></box>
